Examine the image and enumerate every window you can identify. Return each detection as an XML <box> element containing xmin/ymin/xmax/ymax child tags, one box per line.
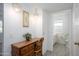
<box><xmin>54</xmin><ymin>22</ymin><xmax>63</xmax><ymax>26</ymax></box>
<box><xmin>53</xmin><ymin>20</ymin><xmax>63</xmax><ymax>34</ymax></box>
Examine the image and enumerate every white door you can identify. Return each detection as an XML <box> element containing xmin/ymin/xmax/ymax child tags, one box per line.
<box><xmin>0</xmin><ymin>4</ymin><xmax>3</xmax><ymax>56</ymax></box>
<box><xmin>73</xmin><ymin>3</ymin><xmax>79</xmax><ymax>56</ymax></box>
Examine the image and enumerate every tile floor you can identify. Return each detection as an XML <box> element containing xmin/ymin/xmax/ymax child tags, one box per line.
<box><xmin>44</xmin><ymin>43</ymin><xmax>69</xmax><ymax>56</ymax></box>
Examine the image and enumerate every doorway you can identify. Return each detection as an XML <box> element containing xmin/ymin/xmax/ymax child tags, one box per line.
<box><xmin>52</xmin><ymin>10</ymin><xmax>72</xmax><ymax>56</ymax></box>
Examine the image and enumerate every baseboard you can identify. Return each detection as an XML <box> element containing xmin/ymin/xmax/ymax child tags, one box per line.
<box><xmin>3</xmin><ymin>52</ymin><xmax>11</xmax><ymax>56</ymax></box>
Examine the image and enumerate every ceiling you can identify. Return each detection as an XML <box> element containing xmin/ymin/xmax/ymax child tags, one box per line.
<box><xmin>21</xmin><ymin>3</ymin><xmax>73</xmax><ymax>12</ymax></box>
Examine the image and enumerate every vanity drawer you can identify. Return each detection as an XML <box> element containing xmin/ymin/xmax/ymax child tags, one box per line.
<box><xmin>22</xmin><ymin>50</ymin><xmax>34</xmax><ymax>56</ymax></box>
<box><xmin>21</xmin><ymin>44</ymin><xmax>34</xmax><ymax>55</ymax></box>
<box><xmin>28</xmin><ymin>50</ymin><xmax>34</xmax><ymax>56</ymax></box>
<box><xmin>21</xmin><ymin>46</ymin><xmax>28</xmax><ymax>55</ymax></box>
<box><xmin>28</xmin><ymin>44</ymin><xmax>34</xmax><ymax>51</ymax></box>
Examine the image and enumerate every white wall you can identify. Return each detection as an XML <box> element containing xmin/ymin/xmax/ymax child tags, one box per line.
<box><xmin>42</xmin><ymin>10</ymin><xmax>51</xmax><ymax>54</ymax></box>
<box><xmin>47</xmin><ymin>13</ymin><xmax>53</xmax><ymax>51</ymax></box>
<box><xmin>4</xmin><ymin>4</ymin><xmax>43</xmax><ymax>56</ymax></box>
<box><xmin>72</xmin><ymin>3</ymin><xmax>79</xmax><ymax>56</ymax></box>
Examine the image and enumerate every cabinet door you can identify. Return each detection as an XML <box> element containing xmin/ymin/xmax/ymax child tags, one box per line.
<box><xmin>21</xmin><ymin>46</ymin><xmax>29</xmax><ymax>55</ymax></box>
<box><xmin>21</xmin><ymin>44</ymin><xmax>34</xmax><ymax>56</ymax></box>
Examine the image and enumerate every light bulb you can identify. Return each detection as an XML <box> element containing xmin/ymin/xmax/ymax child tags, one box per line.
<box><xmin>15</xmin><ymin>8</ymin><xmax>20</xmax><ymax>12</ymax></box>
<box><xmin>12</xmin><ymin>3</ymin><xmax>21</xmax><ymax>12</ymax></box>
